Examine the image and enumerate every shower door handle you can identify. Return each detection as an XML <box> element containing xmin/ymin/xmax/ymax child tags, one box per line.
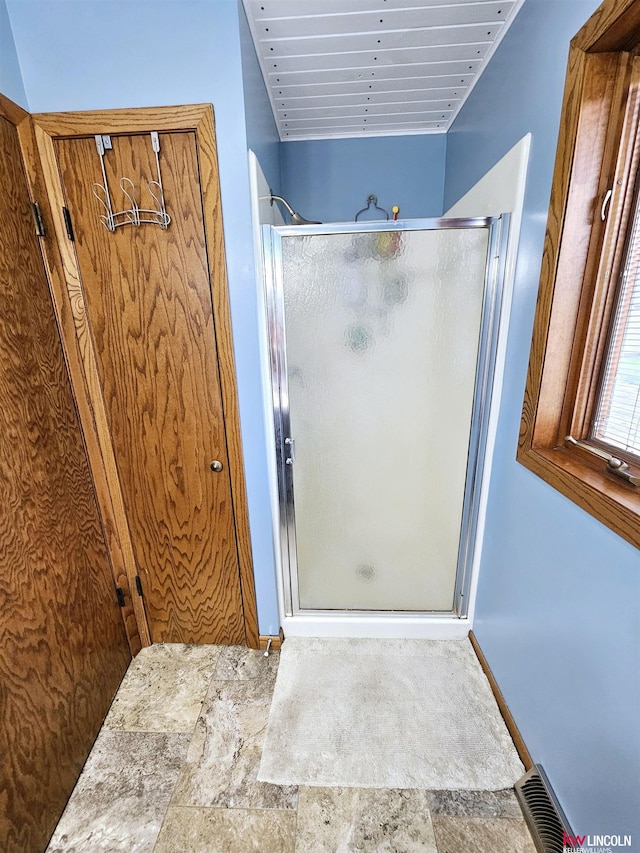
<box><xmin>285</xmin><ymin>436</ymin><xmax>295</xmax><ymax>465</ymax></box>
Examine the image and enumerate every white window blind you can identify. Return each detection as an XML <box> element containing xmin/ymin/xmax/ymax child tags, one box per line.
<box><xmin>592</xmin><ymin>182</ymin><xmax>640</xmax><ymax>459</ymax></box>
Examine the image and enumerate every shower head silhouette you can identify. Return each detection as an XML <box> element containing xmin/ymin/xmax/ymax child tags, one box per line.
<box><xmin>270</xmin><ymin>192</ymin><xmax>321</xmax><ymax>226</ymax></box>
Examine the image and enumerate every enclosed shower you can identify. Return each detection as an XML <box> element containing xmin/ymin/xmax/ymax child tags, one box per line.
<box><xmin>263</xmin><ymin>215</ymin><xmax>509</xmax><ymax>637</ymax></box>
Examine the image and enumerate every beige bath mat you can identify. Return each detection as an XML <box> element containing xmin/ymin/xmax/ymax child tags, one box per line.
<box><xmin>258</xmin><ymin>637</ymin><xmax>523</xmax><ymax>790</ymax></box>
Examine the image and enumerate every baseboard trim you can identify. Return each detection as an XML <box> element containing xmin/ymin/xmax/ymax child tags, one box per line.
<box><xmin>469</xmin><ymin>630</ymin><xmax>533</xmax><ymax>771</ymax></box>
<box><xmin>259</xmin><ymin>635</ymin><xmax>282</xmax><ymax>651</ymax></box>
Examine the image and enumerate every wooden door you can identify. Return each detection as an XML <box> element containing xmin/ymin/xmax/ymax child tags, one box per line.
<box><xmin>47</xmin><ymin>117</ymin><xmax>252</xmax><ymax>645</ymax></box>
<box><xmin>0</xmin><ymin>98</ymin><xmax>131</xmax><ymax>852</ymax></box>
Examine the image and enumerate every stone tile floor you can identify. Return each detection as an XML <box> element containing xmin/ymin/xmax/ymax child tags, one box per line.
<box><xmin>46</xmin><ymin>644</ymin><xmax>536</xmax><ymax>853</ymax></box>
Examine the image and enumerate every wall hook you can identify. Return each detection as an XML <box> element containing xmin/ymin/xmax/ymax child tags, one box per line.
<box><xmin>355</xmin><ymin>194</ymin><xmax>390</xmax><ymax>222</ymax></box>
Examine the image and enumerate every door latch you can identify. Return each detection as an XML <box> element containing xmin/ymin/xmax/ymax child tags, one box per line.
<box><xmin>285</xmin><ymin>436</ymin><xmax>295</xmax><ymax>465</ymax></box>
<box><xmin>606</xmin><ymin>456</ymin><xmax>640</xmax><ymax>486</ymax></box>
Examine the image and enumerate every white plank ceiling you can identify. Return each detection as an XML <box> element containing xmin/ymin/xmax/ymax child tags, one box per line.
<box><xmin>242</xmin><ymin>0</ymin><xmax>524</xmax><ymax>141</ymax></box>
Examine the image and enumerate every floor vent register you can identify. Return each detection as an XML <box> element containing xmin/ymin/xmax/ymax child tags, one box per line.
<box><xmin>515</xmin><ymin>765</ymin><xmax>574</xmax><ymax>853</ymax></box>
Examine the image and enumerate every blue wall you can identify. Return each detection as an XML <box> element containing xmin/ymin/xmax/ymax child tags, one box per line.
<box><xmin>446</xmin><ymin>0</ymin><xmax>640</xmax><ymax>838</ymax></box>
<box><xmin>281</xmin><ymin>134</ymin><xmax>446</xmax><ymax>224</ymax></box>
<box><xmin>0</xmin><ymin>0</ymin><xmax>26</xmax><ymax>108</ymax></box>
<box><xmin>238</xmin><ymin>0</ymin><xmax>281</xmax><ymax>195</ymax></box>
<box><xmin>5</xmin><ymin>0</ymin><xmax>281</xmax><ymax>633</ymax></box>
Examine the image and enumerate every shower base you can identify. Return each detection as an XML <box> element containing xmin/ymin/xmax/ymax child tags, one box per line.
<box><xmin>280</xmin><ymin>613</ymin><xmax>471</xmax><ymax>640</ymax></box>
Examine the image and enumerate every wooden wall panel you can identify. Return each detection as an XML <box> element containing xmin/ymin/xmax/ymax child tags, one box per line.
<box><xmin>0</xmin><ymin>113</ymin><xmax>131</xmax><ymax>852</ymax></box>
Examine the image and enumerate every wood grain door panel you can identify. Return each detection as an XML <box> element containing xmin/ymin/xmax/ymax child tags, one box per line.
<box><xmin>56</xmin><ymin>131</ymin><xmax>246</xmax><ymax>644</ymax></box>
<box><xmin>0</xmin><ymin>112</ymin><xmax>131</xmax><ymax>852</ymax></box>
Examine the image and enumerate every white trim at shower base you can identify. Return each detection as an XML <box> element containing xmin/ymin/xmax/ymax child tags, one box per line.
<box><xmin>281</xmin><ymin>614</ymin><xmax>471</xmax><ymax>640</ymax></box>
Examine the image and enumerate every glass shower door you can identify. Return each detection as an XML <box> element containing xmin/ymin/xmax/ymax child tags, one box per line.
<box><xmin>267</xmin><ymin>219</ymin><xmax>504</xmax><ymax>615</ymax></box>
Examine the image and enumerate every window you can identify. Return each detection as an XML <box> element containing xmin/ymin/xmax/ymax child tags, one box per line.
<box><xmin>591</xmin><ymin>177</ymin><xmax>640</xmax><ymax>460</ymax></box>
<box><xmin>518</xmin><ymin>0</ymin><xmax>640</xmax><ymax>548</ymax></box>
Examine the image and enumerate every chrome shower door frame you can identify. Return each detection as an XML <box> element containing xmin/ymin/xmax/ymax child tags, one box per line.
<box><xmin>263</xmin><ymin>215</ymin><xmax>510</xmax><ymax>621</ymax></box>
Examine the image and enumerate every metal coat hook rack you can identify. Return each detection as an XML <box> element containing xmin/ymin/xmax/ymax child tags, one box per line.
<box><xmin>354</xmin><ymin>194</ymin><xmax>389</xmax><ymax>222</ymax></box>
<box><xmin>92</xmin><ymin>132</ymin><xmax>171</xmax><ymax>232</ymax></box>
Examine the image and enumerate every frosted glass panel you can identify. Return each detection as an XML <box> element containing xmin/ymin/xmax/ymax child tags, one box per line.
<box><xmin>281</xmin><ymin>228</ymin><xmax>489</xmax><ymax>611</ymax></box>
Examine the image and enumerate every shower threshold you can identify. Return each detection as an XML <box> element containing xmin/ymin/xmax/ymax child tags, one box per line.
<box><xmin>280</xmin><ymin>612</ymin><xmax>471</xmax><ymax>640</ymax></box>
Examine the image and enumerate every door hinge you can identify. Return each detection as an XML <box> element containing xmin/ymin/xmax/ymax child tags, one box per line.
<box><xmin>62</xmin><ymin>206</ymin><xmax>75</xmax><ymax>241</ymax></box>
<box><xmin>32</xmin><ymin>202</ymin><xmax>46</xmax><ymax>237</ymax></box>
<box><xmin>115</xmin><ymin>586</ymin><xmax>125</xmax><ymax>608</ymax></box>
<box><xmin>135</xmin><ymin>575</ymin><xmax>143</xmax><ymax>596</ymax></box>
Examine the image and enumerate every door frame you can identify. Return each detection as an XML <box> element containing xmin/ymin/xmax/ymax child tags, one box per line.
<box><xmin>17</xmin><ymin>104</ymin><xmax>259</xmax><ymax>649</ymax></box>
<box><xmin>263</xmin><ymin>216</ymin><xmax>509</xmax><ymax>633</ymax></box>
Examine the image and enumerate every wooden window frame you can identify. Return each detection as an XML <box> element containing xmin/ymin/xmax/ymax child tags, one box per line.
<box><xmin>519</xmin><ymin>0</ymin><xmax>640</xmax><ymax>550</ymax></box>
